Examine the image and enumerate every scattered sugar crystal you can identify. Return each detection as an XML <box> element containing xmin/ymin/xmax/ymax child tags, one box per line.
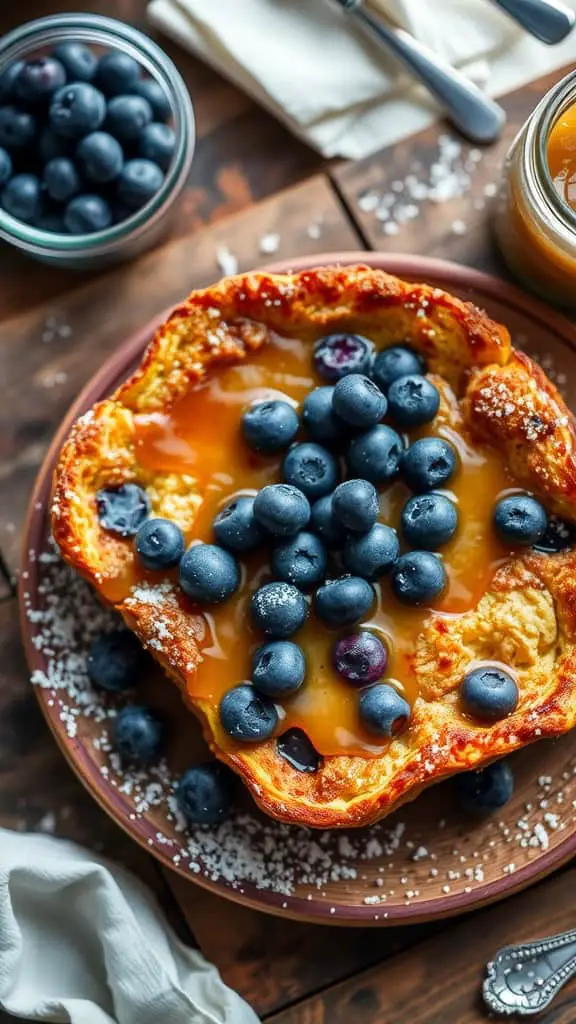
<box><xmin>259</xmin><ymin>233</ymin><xmax>280</xmax><ymax>256</ymax></box>
<box><xmin>216</xmin><ymin>244</ymin><xmax>238</xmax><ymax>276</ymax></box>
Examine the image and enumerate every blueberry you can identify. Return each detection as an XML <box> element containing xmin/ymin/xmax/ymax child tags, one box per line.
<box><xmin>50</xmin><ymin>82</ymin><xmax>106</xmax><ymax>138</ymax></box>
<box><xmin>87</xmin><ymin>629</ymin><xmax>147</xmax><ymax>692</ymax></box>
<box><xmin>390</xmin><ymin>551</ymin><xmax>447</xmax><ymax>606</ymax></box>
<box><xmin>213</xmin><ymin>496</ymin><xmax>266</xmax><ymax>553</ymax></box>
<box><xmin>251</xmin><ymin>581</ymin><xmax>308</xmax><ymax>637</ymax></box>
<box><xmin>277</xmin><ymin>729</ymin><xmax>321</xmax><ymax>773</ymax></box>
<box><xmin>251</xmin><ymin>640</ymin><xmax>306</xmax><ymax>696</ymax></box>
<box><xmin>332</xmin><ymin>373</ymin><xmax>386</xmax><ymax>429</ymax></box>
<box><xmin>347</xmin><ymin>424</ymin><xmax>403</xmax><ymax>485</ymax></box>
<box><xmin>76</xmin><ymin>131</ymin><xmax>124</xmax><ymax>183</ymax></box>
<box><xmin>0</xmin><ymin>147</ymin><xmax>12</xmax><ymax>187</ymax></box>
<box><xmin>403</xmin><ymin>437</ymin><xmax>457</xmax><ymax>493</ymax></box>
<box><xmin>179</xmin><ymin>543</ymin><xmax>240</xmax><ymax>604</ymax></box>
<box><xmin>455</xmin><ymin>761</ymin><xmax>514</xmax><ymax>815</ymax></box>
<box><xmin>43</xmin><ymin>157</ymin><xmax>80</xmax><ymax>202</ymax></box>
<box><xmin>493</xmin><ymin>494</ymin><xmax>547</xmax><ymax>546</ymax></box>
<box><xmin>359</xmin><ymin>684</ymin><xmax>411</xmax><ymax>737</ymax></box>
<box><xmin>387</xmin><ymin>374</ymin><xmax>440</xmax><ymax>429</ymax></box>
<box><xmin>314</xmin><ymin>333</ymin><xmax>374</xmax><ymax>382</ymax></box>
<box><xmin>220</xmin><ymin>684</ymin><xmax>278</xmax><ymax>742</ymax></box>
<box><xmin>106</xmin><ymin>94</ymin><xmax>152</xmax><ymax>142</ymax></box>
<box><xmin>253</xmin><ymin>484</ymin><xmax>310</xmax><ymax>537</ymax></box>
<box><xmin>36</xmin><ymin>210</ymin><xmax>66</xmax><ymax>232</ymax></box>
<box><xmin>96</xmin><ymin>51</ymin><xmax>141</xmax><ymax>97</ymax></box>
<box><xmin>131</xmin><ymin>78</ymin><xmax>172</xmax><ymax>121</ymax></box>
<box><xmin>332</xmin><ymin>479</ymin><xmax>379</xmax><ymax>533</ymax></box>
<box><xmin>301</xmin><ymin>386</ymin><xmax>346</xmax><ymax>445</ymax></box>
<box><xmin>1</xmin><ymin>174</ymin><xmax>42</xmax><ymax>223</ymax></box>
<box><xmin>282</xmin><ymin>442</ymin><xmax>339</xmax><ymax>501</ymax></box>
<box><xmin>333</xmin><ymin>631</ymin><xmax>387</xmax><ymax>685</ymax></box>
<box><xmin>371</xmin><ymin>345</ymin><xmax>425</xmax><ymax>391</ymax></box>
<box><xmin>135</xmin><ymin>517</ymin><xmax>185</xmax><ymax>570</ymax></box>
<box><xmin>38</xmin><ymin>126</ymin><xmax>72</xmax><ymax>162</ymax></box>
<box><xmin>0</xmin><ymin>106</ymin><xmax>36</xmax><ymax>149</ymax></box>
<box><xmin>343</xmin><ymin>524</ymin><xmax>399</xmax><ymax>580</ymax></box>
<box><xmin>117</xmin><ymin>158</ymin><xmax>164</xmax><ymax>209</ymax></box>
<box><xmin>315</xmin><ymin>576</ymin><xmax>375</xmax><ymax>628</ymax></box>
<box><xmin>64</xmin><ymin>194</ymin><xmax>112</xmax><ymax>234</ymax></box>
<box><xmin>53</xmin><ymin>42</ymin><xmax>97</xmax><ymax>82</ymax></box>
<box><xmin>241</xmin><ymin>399</ymin><xmax>299</xmax><ymax>454</ymax></box>
<box><xmin>176</xmin><ymin>763</ymin><xmax>234</xmax><ymax>824</ymax></box>
<box><xmin>271</xmin><ymin>530</ymin><xmax>327</xmax><ymax>591</ymax></box>
<box><xmin>0</xmin><ymin>63</ymin><xmax>23</xmax><ymax>103</ymax></box>
<box><xmin>310</xmin><ymin>494</ymin><xmax>347</xmax><ymax>548</ymax></box>
<box><xmin>15</xmin><ymin>57</ymin><xmax>66</xmax><ymax>105</ymax></box>
<box><xmin>96</xmin><ymin>483</ymin><xmax>150</xmax><ymax>536</ymax></box>
<box><xmin>461</xmin><ymin>666</ymin><xmax>519</xmax><ymax>722</ymax></box>
<box><xmin>533</xmin><ymin>514</ymin><xmax>575</xmax><ymax>553</ymax></box>
<box><xmin>401</xmin><ymin>493</ymin><xmax>458</xmax><ymax>550</ymax></box>
<box><xmin>113</xmin><ymin>704</ymin><xmax>164</xmax><ymax>765</ymax></box>
<box><xmin>138</xmin><ymin>121</ymin><xmax>175</xmax><ymax>170</ymax></box>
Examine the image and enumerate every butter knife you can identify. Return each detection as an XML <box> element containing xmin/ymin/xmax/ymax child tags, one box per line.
<box><xmin>493</xmin><ymin>0</ymin><xmax>575</xmax><ymax>45</ymax></box>
<box><xmin>484</xmin><ymin>928</ymin><xmax>576</xmax><ymax>1016</ymax></box>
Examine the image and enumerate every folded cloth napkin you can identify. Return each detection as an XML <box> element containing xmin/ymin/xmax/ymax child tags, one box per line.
<box><xmin>0</xmin><ymin>828</ymin><xmax>259</xmax><ymax>1024</ymax></box>
<box><xmin>148</xmin><ymin>0</ymin><xmax>576</xmax><ymax>158</ymax></box>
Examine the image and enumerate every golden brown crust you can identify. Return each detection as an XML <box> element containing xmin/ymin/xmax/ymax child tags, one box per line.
<box><xmin>51</xmin><ymin>266</ymin><xmax>576</xmax><ymax>828</ymax></box>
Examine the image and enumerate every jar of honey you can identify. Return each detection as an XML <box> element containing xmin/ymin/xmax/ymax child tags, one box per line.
<box><xmin>495</xmin><ymin>69</ymin><xmax>576</xmax><ymax>307</ymax></box>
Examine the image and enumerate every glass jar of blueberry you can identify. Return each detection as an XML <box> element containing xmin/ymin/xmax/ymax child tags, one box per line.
<box><xmin>0</xmin><ymin>14</ymin><xmax>194</xmax><ymax>269</ymax></box>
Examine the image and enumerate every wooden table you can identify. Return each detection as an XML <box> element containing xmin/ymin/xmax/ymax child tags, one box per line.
<box><xmin>0</xmin><ymin>4</ymin><xmax>575</xmax><ymax>1021</ymax></box>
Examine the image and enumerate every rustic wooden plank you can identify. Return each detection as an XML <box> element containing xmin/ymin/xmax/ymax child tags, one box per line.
<box><xmin>266</xmin><ymin>867</ymin><xmax>576</xmax><ymax>1024</ymax></box>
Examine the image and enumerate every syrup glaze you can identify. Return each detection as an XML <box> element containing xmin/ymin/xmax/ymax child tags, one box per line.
<box><xmin>548</xmin><ymin>102</ymin><xmax>576</xmax><ymax>209</ymax></box>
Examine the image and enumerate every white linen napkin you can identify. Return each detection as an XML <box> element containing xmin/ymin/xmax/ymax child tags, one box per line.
<box><xmin>0</xmin><ymin>827</ymin><xmax>259</xmax><ymax>1024</ymax></box>
<box><xmin>148</xmin><ymin>0</ymin><xmax>576</xmax><ymax>158</ymax></box>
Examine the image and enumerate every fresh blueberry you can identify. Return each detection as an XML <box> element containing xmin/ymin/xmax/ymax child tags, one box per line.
<box><xmin>401</xmin><ymin>493</ymin><xmax>458</xmax><ymax>550</ymax></box>
<box><xmin>332</xmin><ymin>479</ymin><xmax>379</xmax><ymax>533</ymax></box>
<box><xmin>1</xmin><ymin>174</ymin><xmax>42</xmax><ymax>223</ymax></box>
<box><xmin>38</xmin><ymin>126</ymin><xmax>72</xmax><ymax>162</ymax></box>
<box><xmin>135</xmin><ymin>517</ymin><xmax>185</xmax><ymax>570</ymax></box>
<box><xmin>251</xmin><ymin>640</ymin><xmax>306</xmax><ymax>697</ymax></box>
<box><xmin>76</xmin><ymin>131</ymin><xmax>124</xmax><ymax>183</ymax></box>
<box><xmin>359</xmin><ymin>684</ymin><xmax>411</xmax><ymax>737</ymax></box>
<box><xmin>343</xmin><ymin>524</ymin><xmax>399</xmax><ymax>580</ymax></box>
<box><xmin>87</xmin><ymin>629</ymin><xmax>147</xmax><ymax>692</ymax></box>
<box><xmin>315</xmin><ymin>576</ymin><xmax>375</xmax><ymax>628</ymax></box>
<box><xmin>113</xmin><ymin>704</ymin><xmax>164</xmax><ymax>765</ymax></box>
<box><xmin>271</xmin><ymin>530</ymin><xmax>327</xmax><ymax>591</ymax></box>
<box><xmin>533</xmin><ymin>514</ymin><xmax>575</xmax><ymax>553</ymax></box>
<box><xmin>461</xmin><ymin>666</ymin><xmax>519</xmax><ymax>722</ymax></box>
<box><xmin>176</xmin><ymin>763</ymin><xmax>234</xmax><ymax>824</ymax></box>
<box><xmin>96</xmin><ymin>483</ymin><xmax>150</xmax><ymax>536</ymax></box>
<box><xmin>131</xmin><ymin>77</ymin><xmax>172</xmax><ymax>121</ymax></box>
<box><xmin>15</xmin><ymin>58</ymin><xmax>66</xmax><ymax>105</ymax></box>
<box><xmin>347</xmin><ymin>424</ymin><xmax>403</xmax><ymax>485</ymax></box>
<box><xmin>309</xmin><ymin>494</ymin><xmax>347</xmax><ymax>548</ymax></box>
<box><xmin>241</xmin><ymin>399</ymin><xmax>299</xmax><ymax>454</ymax></box>
<box><xmin>138</xmin><ymin>121</ymin><xmax>175</xmax><ymax>170</ymax></box>
<box><xmin>332</xmin><ymin>373</ymin><xmax>386</xmax><ymax>429</ymax></box>
<box><xmin>179</xmin><ymin>543</ymin><xmax>240</xmax><ymax>604</ymax></box>
<box><xmin>314</xmin><ymin>333</ymin><xmax>375</xmax><ymax>382</ymax></box>
<box><xmin>251</xmin><ymin>582</ymin><xmax>308</xmax><ymax>638</ymax></box>
<box><xmin>277</xmin><ymin>729</ymin><xmax>321</xmax><ymax>773</ymax></box>
<box><xmin>36</xmin><ymin>210</ymin><xmax>66</xmax><ymax>233</ymax></box>
<box><xmin>96</xmin><ymin>51</ymin><xmax>141</xmax><ymax>97</ymax></box>
<box><xmin>219</xmin><ymin>684</ymin><xmax>278</xmax><ymax>742</ymax></box>
<box><xmin>301</xmin><ymin>386</ymin><xmax>346</xmax><ymax>445</ymax></box>
<box><xmin>0</xmin><ymin>106</ymin><xmax>36</xmax><ymax>149</ymax></box>
<box><xmin>49</xmin><ymin>82</ymin><xmax>106</xmax><ymax>138</ymax></box>
<box><xmin>43</xmin><ymin>157</ymin><xmax>80</xmax><ymax>202</ymax></box>
<box><xmin>402</xmin><ymin>437</ymin><xmax>457</xmax><ymax>493</ymax></box>
<box><xmin>371</xmin><ymin>344</ymin><xmax>425</xmax><ymax>391</ymax></box>
<box><xmin>282</xmin><ymin>442</ymin><xmax>339</xmax><ymax>501</ymax></box>
<box><xmin>493</xmin><ymin>494</ymin><xmax>547</xmax><ymax>546</ymax></box>
<box><xmin>117</xmin><ymin>158</ymin><xmax>164</xmax><ymax>209</ymax></box>
<box><xmin>213</xmin><ymin>496</ymin><xmax>266</xmax><ymax>553</ymax></box>
<box><xmin>455</xmin><ymin>761</ymin><xmax>514</xmax><ymax>814</ymax></box>
<box><xmin>387</xmin><ymin>374</ymin><xmax>440</xmax><ymax>429</ymax></box>
<box><xmin>0</xmin><ymin>147</ymin><xmax>12</xmax><ymax>187</ymax></box>
<box><xmin>64</xmin><ymin>194</ymin><xmax>112</xmax><ymax>233</ymax></box>
<box><xmin>253</xmin><ymin>484</ymin><xmax>310</xmax><ymax>537</ymax></box>
<box><xmin>106</xmin><ymin>94</ymin><xmax>152</xmax><ymax>142</ymax></box>
<box><xmin>333</xmin><ymin>631</ymin><xmax>387</xmax><ymax>685</ymax></box>
<box><xmin>390</xmin><ymin>551</ymin><xmax>447</xmax><ymax>606</ymax></box>
<box><xmin>0</xmin><ymin>62</ymin><xmax>23</xmax><ymax>103</ymax></box>
<box><xmin>53</xmin><ymin>42</ymin><xmax>97</xmax><ymax>82</ymax></box>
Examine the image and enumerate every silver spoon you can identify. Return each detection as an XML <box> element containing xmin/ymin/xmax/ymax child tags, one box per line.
<box><xmin>332</xmin><ymin>0</ymin><xmax>505</xmax><ymax>144</ymax></box>
<box><xmin>484</xmin><ymin>928</ymin><xmax>576</xmax><ymax>1016</ymax></box>
<box><xmin>493</xmin><ymin>0</ymin><xmax>575</xmax><ymax>45</ymax></box>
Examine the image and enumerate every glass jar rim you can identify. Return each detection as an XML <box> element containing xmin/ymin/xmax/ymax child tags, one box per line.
<box><xmin>0</xmin><ymin>12</ymin><xmax>195</xmax><ymax>256</ymax></box>
<box><xmin>529</xmin><ymin>67</ymin><xmax>576</xmax><ymax>235</ymax></box>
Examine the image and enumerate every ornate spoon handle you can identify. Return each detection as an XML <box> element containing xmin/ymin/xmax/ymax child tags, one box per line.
<box><xmin>484</xmin><ymin>929</ymin><xmax>576</xmax><ymax>1016</ymax></box>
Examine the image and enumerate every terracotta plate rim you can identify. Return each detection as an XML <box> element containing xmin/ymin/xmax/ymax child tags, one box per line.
<box><xmin>18</xmin><ymin>251</ymin><xmax>576</xmax><ymax>925</ymax></box>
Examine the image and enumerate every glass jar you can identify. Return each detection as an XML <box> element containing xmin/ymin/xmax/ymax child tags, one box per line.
<box><xmin>494</xmin><ymin>69</ymin><xmax>576</xmax><ymax>307</ymax></box>
<box><xmin>0</xmin><ymin>14</ymin><xmax>195</xmax><ymax>270</ymax></box>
